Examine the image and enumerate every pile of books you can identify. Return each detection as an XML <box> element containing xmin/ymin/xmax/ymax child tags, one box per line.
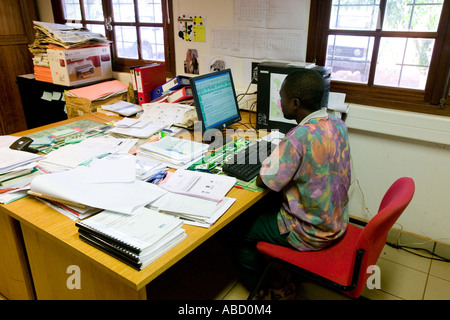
<box><xmin>76</xmin><ymin>207</ymin><xmax>186</xmax><ymax>270</ymax></box>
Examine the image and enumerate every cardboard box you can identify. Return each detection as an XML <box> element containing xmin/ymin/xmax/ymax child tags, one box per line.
<box><xmin>48</xmin><ymin>46</ymin><xmax>113</xmax><ymax>86</ymax></box>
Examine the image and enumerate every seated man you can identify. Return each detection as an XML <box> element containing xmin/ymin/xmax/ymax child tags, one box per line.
<box><xmin>225</xmin><ymin>69</ymin><xmax>351</xmax><ymax>299</ymax></box>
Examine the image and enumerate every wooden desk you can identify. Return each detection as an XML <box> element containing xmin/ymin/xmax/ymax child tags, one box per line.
<box><xmin>0</xmin><ymin>112</ymin><xmax>267</xmax><ymax>300</ymax></box>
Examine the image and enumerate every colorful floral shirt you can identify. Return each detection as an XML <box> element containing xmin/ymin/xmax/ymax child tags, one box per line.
<box><xmin>260</xmin><ymin>111</ymin><xmax>351</xmax><ymax>251</ymax></box>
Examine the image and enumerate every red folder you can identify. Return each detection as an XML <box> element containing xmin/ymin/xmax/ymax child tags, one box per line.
<box><xmin>135</xmin><ymin>63</ymin><xmax>166</xmax><ymax>105</ymax></box>
<box><xmin>167</xmin><ymin>86</ymin><xmax>193</xmax><ymax>103</ymax></box>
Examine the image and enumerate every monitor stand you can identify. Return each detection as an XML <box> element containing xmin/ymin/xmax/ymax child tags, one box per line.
<box><xmin>202</xmin><ymin>130</ymin><xmax>234</xmax><ymax>151</ymax></box>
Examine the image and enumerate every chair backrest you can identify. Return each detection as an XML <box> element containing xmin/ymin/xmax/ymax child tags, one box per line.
<box><xmin>349</xmin><ymin>177</ymin><xmax>415</xmax><ymax>297</ymax></box>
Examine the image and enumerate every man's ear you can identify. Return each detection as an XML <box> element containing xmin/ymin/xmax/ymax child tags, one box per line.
<box><xmin>292</xmin><ymin>97</ymin><xmax>301</xmax><ymax>111</ymax></box>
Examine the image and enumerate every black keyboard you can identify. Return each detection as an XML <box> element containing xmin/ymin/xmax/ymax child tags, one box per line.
<box><xmin>222</xmin><ymin>140</ymin><xmax>275</xmax><ymax>182</ymax></box>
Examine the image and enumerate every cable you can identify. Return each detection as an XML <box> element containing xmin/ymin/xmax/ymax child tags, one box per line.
<box><xmin>385</xmin><ymin>242</ymin><xmax>450</xmax><ymax>263</ymax></box>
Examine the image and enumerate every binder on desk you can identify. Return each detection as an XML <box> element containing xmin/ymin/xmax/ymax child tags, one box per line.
<box><xmin>75</xmin><ymin>207</ymin><xmax>186</xmax><ymax>270</ymax></box>
<box><xmin>150</xmin><ymin>75</ymin><xmax>191</xmax><ymax>100</ymax></box>
<box><xmin>135</xmin><ymin>63</ymin><xmax>166</xmax><ymax>105</ymax></box>
<box><xmin>167</xmin><ymin>86</ymin><xmax>193</xmax><ymax>103</ymax></box>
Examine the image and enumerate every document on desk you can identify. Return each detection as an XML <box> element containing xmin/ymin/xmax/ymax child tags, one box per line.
<box><xmin>140</xmin><ymin>103</ymin><xmax>194</xmax><ymax>126</ymax></box>
<box><xmin>109</xmin><ymin>121</ymin><xmax>166</xmax><ymax>138</ymax></box>
<box><xmin>159</xmin><ymin>169</ymin><xmax>236</xmax><ymax>202</ymax></box>
<box><xmin>0</xmin><ymin>147</ymin><xmax>44</xmax><ymax>173</ymax></box>
<box><xmin>138</xmin><ymin>136</ymin><xmax>209</xmax><ymax>167</ymax></box>
<box><xmin>150</xmin><ymin>192</ymin><xmax>236</xmax><ymax>227</ymax></box>
<box><xmin>39</xmin><ymin>137</ymin><xmax>137</xmax><ymax>170</ymax></box>
<box><xmin>29</xmin><ymin>165</ymin><xmax>167</xmax><ymax>215</ymax></box>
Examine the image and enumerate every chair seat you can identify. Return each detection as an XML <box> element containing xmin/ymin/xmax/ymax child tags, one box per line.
<box><xmin>257</xmin><ymin>224</ymin><xmax>363</xmax><ymax>287</ymax></box>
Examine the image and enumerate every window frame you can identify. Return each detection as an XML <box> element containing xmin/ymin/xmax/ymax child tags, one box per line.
<box><xmin>51</xmin><ymin>0</ymin><xmax>175</xmax><ymax>78</ymax></box>
<box><xmin>307</xmin><ymin>0</ymin><xmax>450</xmax><ymax>117</ymax></box>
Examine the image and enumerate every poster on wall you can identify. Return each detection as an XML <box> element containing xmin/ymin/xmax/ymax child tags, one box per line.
<box><xmin>177</xmin><ymin>15</ymin><xmax>206</xmax><ymax>42</ymax></box>
<box><xmin>185</xmin><ymin>49</ymin><xmax>199</xmax><ymax>74</ymax></box>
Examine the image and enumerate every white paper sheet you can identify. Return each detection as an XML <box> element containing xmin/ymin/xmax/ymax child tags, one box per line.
<box><xmin>29</xmin><ymin>166</ymin><xmax>167</xmax><ymax>214</ymax></box>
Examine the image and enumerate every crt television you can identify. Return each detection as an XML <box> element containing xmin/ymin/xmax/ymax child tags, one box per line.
<box><xmin>190</xmin><ymin>69</ymin><xmax>241</xmax><ymax>140</ymax></box>
<box><xmin>256</xmin><ymin>61</ymin><xmax>331</xmax><ymax>134</ymax></box>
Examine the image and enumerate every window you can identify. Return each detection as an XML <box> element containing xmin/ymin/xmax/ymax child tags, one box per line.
<box><xmin>307</xmin><ymin>0</ymin><xmax>450</xmax><ymax>116</ymax></box>
<box><xmin>51</xmin><ymin>0</ymin><xmax>175</xmax><ymax>77</ymax></box>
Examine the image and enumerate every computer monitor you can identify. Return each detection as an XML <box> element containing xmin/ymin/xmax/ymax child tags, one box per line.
<box><xmin>256</xmin><ymin>61</ymin><xmax>331</xmax><ymax>134</ymax></box>
<box><xmin>190</xmin><ymin>69</ymin><xmax>241</xmax><ymax>143</ymax></box>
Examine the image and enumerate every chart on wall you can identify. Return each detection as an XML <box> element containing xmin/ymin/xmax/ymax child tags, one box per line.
<box><xmin>177</xmin><ymin>15</ymin><xmax>206</xmax><ymax>42</ymax></box>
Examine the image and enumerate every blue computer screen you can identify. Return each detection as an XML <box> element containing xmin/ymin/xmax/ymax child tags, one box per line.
<box><xmin>190</xmin><ymin>69</ymin><xmax>241</xmax><ymax>133</ymax></box>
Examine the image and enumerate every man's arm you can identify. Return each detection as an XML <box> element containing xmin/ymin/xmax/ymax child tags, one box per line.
<box><xmin>256</xmin><ymin>174</ymin><xmax>266</xmax><ymax>188</ymax></box>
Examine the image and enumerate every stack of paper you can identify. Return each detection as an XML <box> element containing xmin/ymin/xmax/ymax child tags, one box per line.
<box><xmin>36</xmin><ymin>197</ymin><xmax>103</xmax><ymax>221</ymax></box>
<box><xmin>137</xmin><ymin>136</ymin><xmax>209</xmax><ymax>168</ymax></box>
<box><xmin>109</xmin><ymin>119</ymin><xmax>166</xmax><ymax>139</ymax></box>
<box><xmin>29</xmin><ymin>164</ymin><xmax>167</xmax><ymax>215</ymax></box>
<box><xmin>0</xmin><ymin>147</ymin><xmax>44</xmax><ymax>203</ymax></box>
<box><xmin>0</xmin><ymin>147</ymin><xmax>44</xmax><ymax>173</ymax></box>
<box><xmin>100</xmin><ymin>100</ymin><xmax>143</xmax><ymax>117</ymax></box>
<box><xmin>100</xmin><ymin>153</ymin><xmax>167</xmax><ymax>181</ymax></box>
<box><xmin>66</xmin><ymin>80</ymin><xmax>128</xmax><ymax>102</ymax></box>
<box><xmin>38</xmin><ymin>137</ymin><xmax>137</xmax><ymax>171</ymax></box>
<box><xmin>76</xmin><ymin>207</ymin><xmax>186</xmax><ymax>270</ymax></box>
<box><xmin>149</xmin><ymin>192</ymin><xmax>235</xmax><ymax>228</ymax></box>
<box><xmin>29</xmin><ymin>21</ymin><xmax>111</xmax><ymax>51</ymax></box>
<box><xmin>159</xmin><ymin>169</ymin><xmax>236</xmax><ymax>202</ymax></box>
<box><xmin>28</xmin><ymin>21</ymin><xmax>111</xmax><ymax>82</ymax></box>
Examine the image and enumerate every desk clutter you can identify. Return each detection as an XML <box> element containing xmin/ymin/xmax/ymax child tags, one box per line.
<box><xmin>0</xmin><ymin>102</ymin><xmax>272</xmax><ymax>270</ymax></box>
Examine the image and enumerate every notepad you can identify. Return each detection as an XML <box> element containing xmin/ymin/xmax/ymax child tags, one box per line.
<box><xmin>159</xmin><ymin>168</ymin><xmax>236</xmax><ymax>202</ymax></box>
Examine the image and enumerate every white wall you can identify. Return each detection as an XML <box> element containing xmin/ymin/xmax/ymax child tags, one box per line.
<box><xmin>346</xmin><ymin>105</ymin><xmax>450</xmax><ymax>245</ymax></box>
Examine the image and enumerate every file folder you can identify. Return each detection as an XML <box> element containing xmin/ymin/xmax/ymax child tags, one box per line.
<box><xmin>150</xmin><ymin>75</ymin><xmax>191</xmax><ymax>100</ymax></box>
<box><xmin>135</xmin><ymin>63</ymin><xmax>166</xmax><ymax>105</ymax></box>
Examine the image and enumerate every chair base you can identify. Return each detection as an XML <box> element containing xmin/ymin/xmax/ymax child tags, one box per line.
<box><xmin>248</xmin><ymin>248</ymin><xmax>365</xmax><ymax>300</ymax></box>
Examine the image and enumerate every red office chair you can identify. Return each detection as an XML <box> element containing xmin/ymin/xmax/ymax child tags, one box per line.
<box><xmin>248</xmin><ymin>177</ymin><xmax>415</xmax><ymax>299</ymax></box>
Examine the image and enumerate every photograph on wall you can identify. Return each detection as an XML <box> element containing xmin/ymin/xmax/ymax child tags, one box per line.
<box><xmin>184</xmin><ymin>49</ymin><xmax>199</xmax><ymax>74</ymax></box>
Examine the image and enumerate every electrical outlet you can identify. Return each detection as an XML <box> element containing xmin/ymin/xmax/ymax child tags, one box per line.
<box><xmin>251</xmin><ymin>62</ymin><xmax>259</xmax><ymax>84</ymax></box>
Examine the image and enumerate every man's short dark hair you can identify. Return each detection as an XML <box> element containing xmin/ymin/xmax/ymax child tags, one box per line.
<box><xmin>282</xmin><ymin>69</ymin><xmax>325</xmax><ymax>111</ymax></box>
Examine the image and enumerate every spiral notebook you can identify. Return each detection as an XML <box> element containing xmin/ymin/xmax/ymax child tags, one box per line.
<box><xmin>76</xmin><ymin>207</ymin><xmax>186</xmax><ymax>269</ymax></box>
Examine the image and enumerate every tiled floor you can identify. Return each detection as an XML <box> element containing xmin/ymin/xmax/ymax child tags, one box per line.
<box><xmin>1</xmin><ymin>233</ymin><xmax>448</xmax><ymax>300</ymax></box>
<box><xmin>145</xmin><ymin>234</ymin><xmax>450</xmax><ymax>300</ymax></box>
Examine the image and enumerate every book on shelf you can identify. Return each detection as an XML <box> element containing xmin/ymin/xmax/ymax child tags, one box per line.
<box><xmin>76</xmin><ymin>207</ymin><xmax>186</xmax><ymax>270</ymax></box>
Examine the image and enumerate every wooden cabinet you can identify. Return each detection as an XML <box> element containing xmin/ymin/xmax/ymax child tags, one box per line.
<box><xmin>0</xmin><ymin>0</ymin><xmax>37</xmax><ymax>134</ymax></box>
